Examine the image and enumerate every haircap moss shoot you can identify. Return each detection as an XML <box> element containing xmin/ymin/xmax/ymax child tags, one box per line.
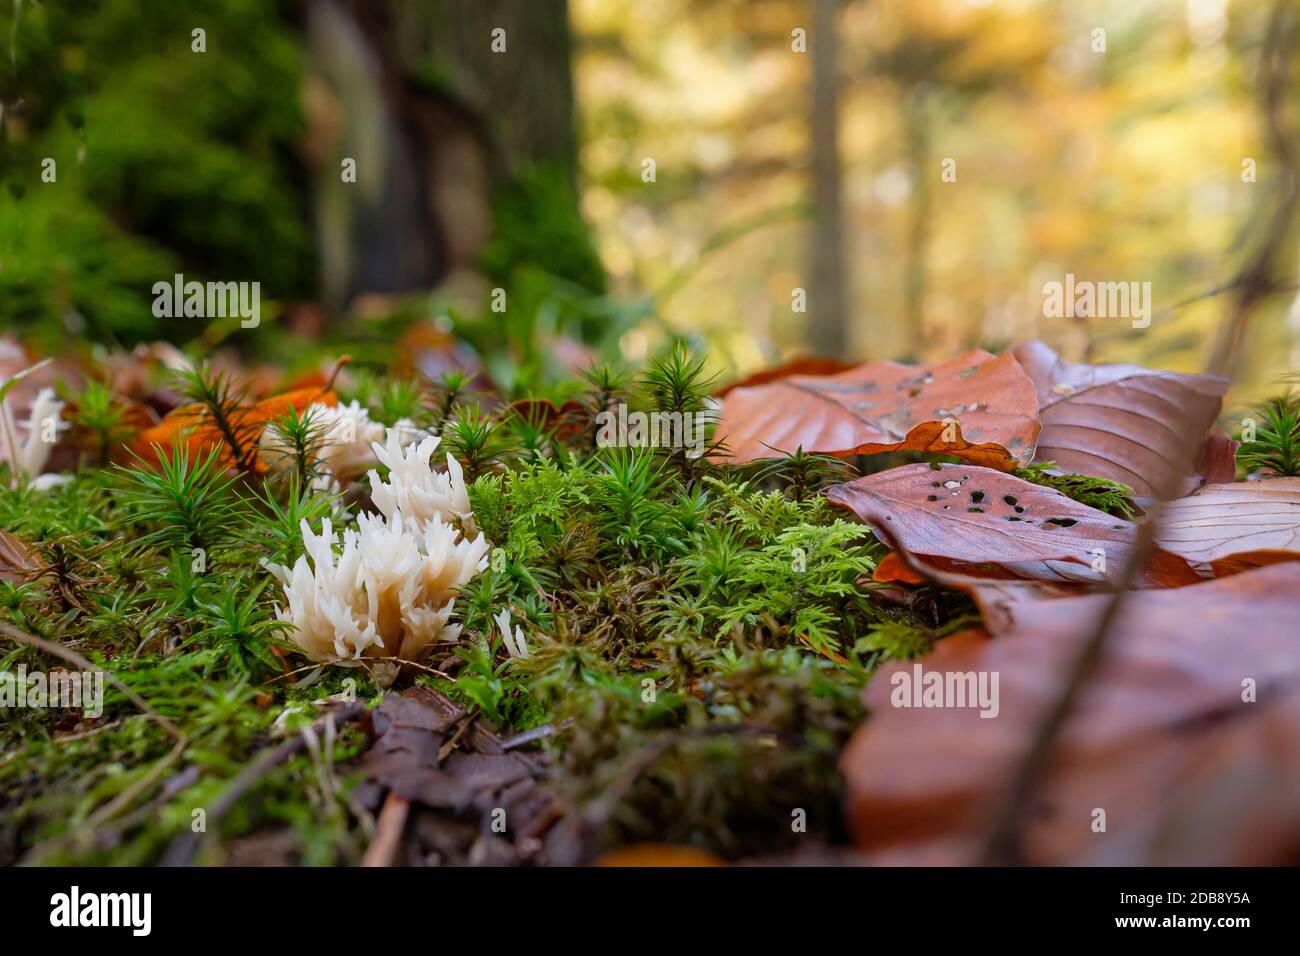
<box><xmin>594</xmin><ymin>403</ymin><xmax>709</xmax><ymax>458</ymax></box>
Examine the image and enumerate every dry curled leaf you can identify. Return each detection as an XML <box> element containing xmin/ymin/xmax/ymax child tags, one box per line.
<box><xmin>0</xmin><ymin>530</ymin><xmax>37</xmax><ymax>584</ymax></box>
<box><xmin>1199</xmin><ymin>430</ymin><xmax>1240</xmax><ymax>485</ymax></box>
<box><xmin>715</xmin><ymin>356</ymin><xmax>857</xmax><ymax>397</ymax></box>
<box><xmin>827</xmin><ymin>462</ymin><xmax>1199</xmax><ymax>587</ymax></box>
<box><xmin>356</xmin><ymin>689</ymin><xmax>557</xmax><ymax>866</ymax></box>
<box><xmin>1012</xmin><ymin>341</ymin><xmax>1229</xmax><ymax>497</ymax></box>
<box><xmin>840</xmin><ymin>562</ymin><xmax>1300</xmax><ymax>865</ymax></box>
<box><xmin>1151</xmin><ymin>477</ymin><xmax>1300</xmax><ymax>575</ymax></box>
<box><xmin>715</xmin><ymin>350</ymin><xmax>1040</xmax><ymax>468</ymax></box>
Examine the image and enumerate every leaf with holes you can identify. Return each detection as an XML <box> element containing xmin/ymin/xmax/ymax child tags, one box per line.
<box><xmin>1012</xmin><ymin>341</ymin><xmax>1228</xmax><ymax>497</ymax></box>
<box><xmin>826</xmin><ymin>462</ymin><xmax>1199</xmax><ymax>587</ymax></box>
<box><xmin>715</xmin><ymin>350</ymin><xmax>1040</xmax><ymax>468</ymax></box>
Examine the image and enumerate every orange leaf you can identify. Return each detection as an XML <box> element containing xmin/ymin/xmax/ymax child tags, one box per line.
<box><xmin>593</xmin><ymin>844</ymin><xmax>726</xmax><ymax>867</ymax></box>
<box><xmin>873</xmin><ymin>551</ymin><xmax>926</xmax><ymax>586</ymax></box>
<box><xmin>132</xmin><ymin>386</ymin><xmax>336</xmax><ymax>470</ymax></box>
<box><xmin>715</xmin><ymin>350</ymin><xmax>1039</xmax><ymax>468</ymax></box>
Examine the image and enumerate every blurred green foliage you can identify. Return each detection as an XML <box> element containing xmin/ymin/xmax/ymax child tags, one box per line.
<box><xmin>482</xmin><ymin>163</ymin><xmax>606</xmax><ymax>298</ymax></box>
<box><xmin>0</xmin><ymin>0</ymin><xmax>312</xmax><ymax>348</ymax></box>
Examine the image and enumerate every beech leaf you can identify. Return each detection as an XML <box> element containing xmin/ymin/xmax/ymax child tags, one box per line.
<box><xmin>715</xmin><ymin>356</ymin><xmax>857</xmax><ymax>397</ymax></box>
<box><xmin>1012</xmin><ymin>341</ymin><xmax>1228</xmax><ymax>497</ymax></box>
<box><xmin>1151</xmin><ymin>477</ymin><xmax>1300</xmax><ymax>574</ymax></box>
<box><xmin>826</xmin><ymin>462</ymin><xmax>1199</xmax><ymax>587</ymax></box>
<box><xmin>715</xmin><ymin>350</ymin><xmax>1040</xmax><ymax>468</ymax></box>
<box><xmin>839</xmin><ymin>562</ymin><xmax>1300</xmax><ymax>865</ymax></box>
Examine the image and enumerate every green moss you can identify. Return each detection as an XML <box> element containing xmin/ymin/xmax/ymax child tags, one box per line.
<box><xmin>0</xmin><ymin>348</ymin><xmax>977</xmax><ymax>864</ymax></box>
<box><xmin>1012</xmin><ymin>462</ymin><xmax>1139</xmax><ymax>518</ymax></box>
<box><xmin>1237</xmin><ymin>395</ymin><xmax>1300</xmax><ymax>477</ymax></box>
<box><xmin>481</xmin><ymin>164</ymin><xmax>607</xmax><ymax>296</ymax></box>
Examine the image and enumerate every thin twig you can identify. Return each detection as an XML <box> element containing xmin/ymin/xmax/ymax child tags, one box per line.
<box><xmin>361</xmin><ymin>792</ymin><xmax>411</xmax><ymax>867</ymax></box>
<box><xmin>260</xmin><ymin>653</ymin><xmax>457</xmax><ymax>686</ymax></box>
<box><xmin>1</xmin><ymin>623</ymin><xmax>183</xmax><ymax>739</ymax></box>
<box><xmin>1208</xmin><ymin>0</ymin><xmax>1300</xmax><ymax>376</ymax></box>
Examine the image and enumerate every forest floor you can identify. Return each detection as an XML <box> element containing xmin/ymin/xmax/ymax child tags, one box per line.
<box><xmin>2</xmin><ymin>337</ymin><xmax>1299</xmax><ymax>866</ymax></box>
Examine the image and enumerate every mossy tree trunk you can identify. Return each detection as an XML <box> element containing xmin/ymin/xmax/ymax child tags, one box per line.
<box><xmin>301</xmin><ymin>0</ymin><xmax>583</xmax><ymax>310</ymax></box>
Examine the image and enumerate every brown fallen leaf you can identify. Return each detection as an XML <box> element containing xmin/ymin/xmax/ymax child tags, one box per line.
<box><xmin>508</xmin><ymin>398</ymin><xmax>588</xmax><ymax>443</ymax></box>
<box><xmin>53</xmin><ymin>395</ymin><xmax>160</xmax><ymax>470</ymax></box>
<box><xmin>715</xmin><ymin>350</ymin><xmax>1040</xmax><ymax>468</ymax></box>
<box><xmin>869</xmin><ymin>549</ymin><xmax>1092</xmax><ymax>623</ymax></box>
<box><xmin>1150</xmin><ymin>477</ymin><xmax>1300</xmax><ymax>575</ymax></box>
<box><xmin>715</xmin><ymin>356</ymin><xmax>857</xmax><ymax>397</ymax></box>
<box><xmin>0</xmin><ymin>530</ymin><xmax>37</xmax><ymax>584</ymax></box>
<box><xmin>393</xmin><ymin>321</ymin><xmax>486</xmax><ymax>388</ymax></box>
<box><xmin>356</xmin><ymin>688</ymin><xmax>558</xmax><ymax>866</ymax></box>
<box><xmin>1199</xmin><ymin>430</ymin><xmax>1240</xmax><ymax>485</ymax></box>
<box><xmin>863</xmin><ymin>519</ymin><xmax>1097</xmax><ymax>629</ymax></box>
<box><xmin>839</xmin><ymin>562</ymin><xmax>1300</xmax><ymax>865</ymax></box>
<box><xmin>827</xmin><ymin>462</ymin><xmax>1200</xmax><ymax>587</ymax></box>
<box><xmin>1012</xmin><ymin>341</ymin><xmax>1229</xmax><ymax>497</ymax></box>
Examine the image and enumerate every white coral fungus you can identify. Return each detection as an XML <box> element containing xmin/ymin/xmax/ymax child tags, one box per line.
<box><xmin>369</xmin><ymin>429</ymin><xmax>475</xmax><ymax>533</ymax></box>
<box><xmin>0</xmin><ymin>386</ymin><xmax>69</xmax><ymax>490</ymax></box>
<box><xmin>494</xmin><ymin>608</ymin><xmax>529</xmax><ymax>660</ymax></box>
<box><xmin>310</xmin><ymin>400</ymin><xmax>387</xmax><ymax>481</ymax></box>
<box><xmin>268</xmin><ymin>429</ymin><xmax>488</xmax><ymax>681</ymax></box>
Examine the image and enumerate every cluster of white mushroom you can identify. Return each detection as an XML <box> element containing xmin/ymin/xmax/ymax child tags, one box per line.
<box><xmin>267</xmin><ymin>428</ymin><xmax>490</xmax><ymax>685</ymax></box>
<box><xmin>0</xmin><ymin>386</ymin><xmax>68</xmax><ymax>491</ymax></box>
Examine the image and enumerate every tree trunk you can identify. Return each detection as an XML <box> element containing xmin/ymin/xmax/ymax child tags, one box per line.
<box><xmin>809</xmin><ymin>0</ymin><xmax>848</xmax><ymax>356</ymax></box>
<box><xmin>299</xmin><ymin>0</ymin><xmax>581</xmax><ymax>310</ymax></box>
<box><xmin>415</xmin><ymin>0</ymin><xmax>578</xmax><ymax>181</ymax></box>
<box><xmin>903</xmin><ymin>86</ymin><xmax>930</xmax><ymax>362</ymax></box>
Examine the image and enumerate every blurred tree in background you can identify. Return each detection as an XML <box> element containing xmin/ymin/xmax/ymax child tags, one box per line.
<box><xmin>2</xmin><ymin>0</ymin><xmax>1297</xmax><ymax>404</ymax></box>
<box><xmin>0</xmin><ymin>0</ymin><xmax>604</xmax><ymax>357</ymax></box>
<box><xmin>574</xmin><ymin>0</ymin><xmax>1300</xmax><ymax>403</ymax></box>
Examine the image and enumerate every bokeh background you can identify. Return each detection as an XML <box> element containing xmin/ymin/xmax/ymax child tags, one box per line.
<box><xmin>2</xmin><ymin>0</ymin><xmax>1297</xmax><ymax>404</ymax></box>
